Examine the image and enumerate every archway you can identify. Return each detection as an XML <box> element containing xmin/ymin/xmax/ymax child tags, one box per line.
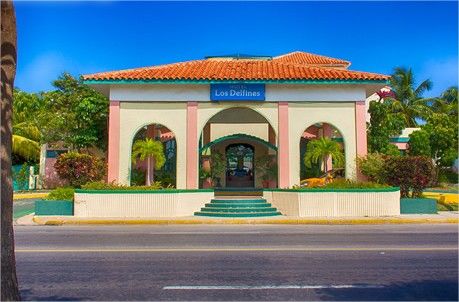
<box><xmin>299</xmin><ymin>122</ymin><xmax>345</xmax><ymax>181</ymax></box>
<box><xmin>199</xmin><ymin>107</ymin><xmax>277</xmax><ymax>189</ymax></box>
<box><xmin>130</xmin><ymin>123</ymin><xmax>177</xmax><ymax>187</ymax></box>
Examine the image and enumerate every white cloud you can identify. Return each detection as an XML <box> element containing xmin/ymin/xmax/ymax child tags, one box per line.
<box><xmin>418</xmin><ymin>57</ymin><xmax>458</xmax><ymax>97</ymax></box>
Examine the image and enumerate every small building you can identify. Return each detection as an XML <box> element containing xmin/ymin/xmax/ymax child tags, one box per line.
<box><xmin>83</xmin><ymin>51</ymin><xmax>389</xmax><ymax>189</ymax></box>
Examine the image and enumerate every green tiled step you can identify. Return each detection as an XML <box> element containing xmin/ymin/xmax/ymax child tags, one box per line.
<box><xmin>200</xmin><ymin>207</ymin><xmax>278</xmax><ymax>213</ymax></box>
<box><xmin>211</xmin><ymin>199</ymin><xmax>267</xmax><ymax>203</ymax></box>
<box><xmin>194</xmin><ymin>211</ymin><xmax>282</xmax><ymax>218</ymax></box>
<box><xmin>205</xmin><ymin>203</ymin><xmax>272</xmax><ymax>208</ymax></box>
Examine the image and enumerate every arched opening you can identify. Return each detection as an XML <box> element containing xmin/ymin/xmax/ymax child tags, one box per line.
<box><xmin>199</xmin><ymin>107</ymin><xmax>277</xmax><ymax>189</ymax></box>
<box><xmin>299</xmin><ymin>122</ymin><xmax>345</xmax><ymax>182</ymax></box>
<box><xmin>130</xmin><ymin>123</ymin><xmax>176</xmax><ymax>187</ymax></box>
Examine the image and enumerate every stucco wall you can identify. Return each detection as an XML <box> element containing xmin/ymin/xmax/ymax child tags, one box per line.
<box><xmin>266</xmin><ymin>189</ymin><xmax>401</xmax><ymax>217</ymax></box>
<box><xmin>74</xmin><ymin>191</ymin><xmax>214</xmax><ymax>218</ymax></box>
<box><xmin>110</xmin><ymin>84</ymin><xmax>367</xmax><ymax>103</ymax></box>
<box><xmin>288</xmin><ymin>102</ymin><xmax>357</xmax><ymax>185</ymax></box>
<box><xmin>118</xmin><ymin>102</ymin><xmax>188</xmax><ymax>187</ymax></box>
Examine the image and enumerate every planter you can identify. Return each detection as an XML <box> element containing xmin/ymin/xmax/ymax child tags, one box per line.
<box><xmin>74</xmin><ymin>189</ymin><xmax>214</xmax><ymax>217</ymax></box>
<box><xmin>35</xmin><ymin>200</ymin><xmax>74</xmax><ymax>216</ymax></box>
<box><xmin>400</xmin><ymin>198</ymin><xmax>437</xmax><ymax>214</ymax></box>
<box><xmin>263</xmin><ymin>187</ymin><xmax>401</xmax><ymax>217</ymax></box>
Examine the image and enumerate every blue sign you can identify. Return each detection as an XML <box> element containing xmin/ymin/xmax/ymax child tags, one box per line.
<box><xmin>210</xmin><ymin>84</ymin><xmax>265</xmax><ymax>101</ymax></box>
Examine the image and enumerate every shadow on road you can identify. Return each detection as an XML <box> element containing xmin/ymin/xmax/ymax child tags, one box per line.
<box><xmin>318</xmin><ymin>279</ymin><xmax>458</xmax><ymax>301</ymax></box>
<box><xmin>20</xmin><ymin>288</ymin><xmax>87</xmax><ymax>301</ymax></box>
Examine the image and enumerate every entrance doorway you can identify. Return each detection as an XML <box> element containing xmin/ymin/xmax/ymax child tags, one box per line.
<box><xmin>225</xmin><ymin>144</ymin><xmax>254</xmax><ymax>188</ymax></box>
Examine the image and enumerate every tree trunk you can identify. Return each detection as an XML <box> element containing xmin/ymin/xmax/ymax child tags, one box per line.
<box><xmin>146</xmin><ymin>157</ymin><xmax>151</xmax><ymax>186</ymax></box>
<box><xmin>151</xmin><ymin>157</ymin><xmax>155</xmax><ymax>184</ymax></box>
<box><xmin>1</xmin><ymin>1</ymin><xmax>21</xmax><ymax>300</ymax></box>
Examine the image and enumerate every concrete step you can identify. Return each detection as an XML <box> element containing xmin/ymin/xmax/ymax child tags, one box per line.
<box><xmin>200</xmin><ymin>207</ymin><xmax>278</xmax><ymax>213</ymax></box>
<box><xmin>194</xmin><ymin>211</ymin><xmax>282</xmax><ymax>218</ymax></box>
<box><xmin>205</xmin><ymin>203</ymin><xmax>272</xmax><ymax>208</ymax></box>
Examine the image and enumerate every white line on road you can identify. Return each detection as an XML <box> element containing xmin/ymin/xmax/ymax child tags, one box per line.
<box><xmin>163</xmin><ymin>285</ymin><xmax>385</xmax><ymax>290</ymax></box>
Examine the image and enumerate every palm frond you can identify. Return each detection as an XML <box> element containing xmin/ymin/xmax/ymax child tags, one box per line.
<box><xmin>12</xmin><ymin>134</ymin><xmax>40</xmax><ymax>161</ymax></box>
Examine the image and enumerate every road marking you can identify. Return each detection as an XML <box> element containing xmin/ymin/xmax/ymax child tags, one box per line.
<box><xmin>15</xmin><ymin>247</ymin><xmax>458</xmax><ymax>253</ymax></box>
<box><xmin>163</xmin><ymin>284</ymin><xmax>385</xmax><ymax>290</ymax></box>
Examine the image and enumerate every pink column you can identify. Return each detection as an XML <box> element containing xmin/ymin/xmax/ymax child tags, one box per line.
<box><xmin>355</xmin><ymin>101</ymin><xmax>368</xmax><ymax>156</ymax></box>
<box><xmin>278</xmin><ymin>102</ymin><xmax>290</xmax><ymax>188</ymax></box>
<box><xmin>322</xmin><ymin>123</ymin><xmax>333</xmax><ymax>172</ymax></box>
<box><xmin>186</xmin><ymin>102</ymin><xmax>198</xmax><ymax>189</ymax></box>
<box><xmin>107</xmin><ymin>101</ymin><xmax>120</xmax><ymax>183</ymax></box>
<box><xmin>355</xmin><ymin>101</ymin><xmax>368</xmax><ymax>180</ymax></box>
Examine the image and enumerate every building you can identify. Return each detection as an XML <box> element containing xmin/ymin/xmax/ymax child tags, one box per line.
<box><xmin>83</xmin><ymin>51</ymin><xmax>389</xmax><ymax>189</ymax></box>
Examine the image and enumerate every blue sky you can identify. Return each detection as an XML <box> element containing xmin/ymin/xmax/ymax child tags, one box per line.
<box><xmin>15</xmin><ymin>1</ymin><xmax>458</xmax><ymax>97</ymax></box>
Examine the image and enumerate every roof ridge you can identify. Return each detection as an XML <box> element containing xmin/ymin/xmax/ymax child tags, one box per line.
<box><xmin>273</xmin><ymin>50</ymin><xmax>351</xmax><ymax>66</ymax></box>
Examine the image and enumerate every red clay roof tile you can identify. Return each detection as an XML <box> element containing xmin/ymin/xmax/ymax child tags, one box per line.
<box><xmin>83</xmin><ymin>51</ymin><xmax>388</xmax><ymax>82</ymax></box>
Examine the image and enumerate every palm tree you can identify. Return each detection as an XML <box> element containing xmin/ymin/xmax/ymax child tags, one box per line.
<box><xmin>12</xmin><ymin>122</ymin><xmax>40</xmax><ymax>161</ymax></box>
<box><xmin>432</xmin><ymin>86</ymin><xmax>458</xmax><ymax>117</ymax></box>
<box><xmin>303</xmin><ymin>137</ymin><xmax>344</xmax><ymax>173</ymax></box>
<box><xmin>131</xmin><ymin>138</ymin><xmax>166</xmax><ymax>185</ymax></box>
<box><xmin>387</xmin><ymin>67</ymin><xmax>433</xmax><ymax>127</ymax></box>
<box><xmin>1</xmin><ymin>1</ymin><xmax>21</xmax><ymax>300</ymax></box>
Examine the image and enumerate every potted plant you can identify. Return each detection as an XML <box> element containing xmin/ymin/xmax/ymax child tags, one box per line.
<box><xmin>209</xmin><ymin>151</ymin><xmax>225</xmax><ymax>187</ymax></box>
<box><xmin>256</xmin><ymin>155</ymin><xmax>277</xmax><ymax>188</ymax></box>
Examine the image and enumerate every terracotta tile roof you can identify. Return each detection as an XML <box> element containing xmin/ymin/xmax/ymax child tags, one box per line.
<box><xmin>273</xmin><ymin>51</ymin><xmax>351</xmax><ymax>67</ymax></box>
<box><xmin>83</xmin><ymin>51</ymin><xmax>388</xmax><ymax>83</ymax></box>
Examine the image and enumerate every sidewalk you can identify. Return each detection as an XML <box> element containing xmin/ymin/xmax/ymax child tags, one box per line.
<box><xmin>26</xmin><ymin>211</ymin><xmax>459</xmax><ymax>226</ymax></box>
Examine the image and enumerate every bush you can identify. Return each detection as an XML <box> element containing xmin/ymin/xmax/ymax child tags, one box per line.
<box><xmin>322</xmin><ymin>179</ymin><xmax>390</xmax><ymax>189</ymax></box>
<box><xmin>385</xmin><ymin>156</ymin><xmax>435</xmax><ymax>198</ymax></box>
<box><xmin>357</xmin><ymin>153</ymin><xmax>386</xmax><ymax>183</ymax></box>
<box><xmin>130</xmin><ymin>168</ymin><xmax>146</xmax><ymax>186</ymax></box>
<box><xmin>45</xmin><ymin>187</ymin><xmax>75</xmax><ymax>201</ymax></box>
<box><xmin>81</xmin><ymin>181</ymin><xmax>173</xmax><ymax>190</ymax></box>
<box><xmin>54</xmin><ymin>152</ymin><xmax>105</xmax><ymax>188</ymax></box>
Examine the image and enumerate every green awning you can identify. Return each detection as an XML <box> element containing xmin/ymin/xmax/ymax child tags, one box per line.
<box><xmin>200</xmin><ymin>133</ymin><xmax>277</xmax><ymax>152</ymax></box>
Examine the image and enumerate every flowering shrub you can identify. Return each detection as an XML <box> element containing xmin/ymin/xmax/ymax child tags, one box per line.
<box><xmin>54</xmin><ymin>152</ymin><xmax>105</xmax><ymax>188</ymax></box>
<box><xmin>385</xmin><ymin>156</ymin><xmax>434</xmax><ymax>198</ymax></box>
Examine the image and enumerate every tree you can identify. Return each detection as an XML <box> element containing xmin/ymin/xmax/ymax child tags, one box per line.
<box><xmin>40</xmin><ymin>73</ymin><xmax>109</xmax><ymax>151</ymax></box>
<box><xmin>423</xmin><ymin>113</ymin><xmax>458</xmax><ymax>168</ymax></box>
<box><xmin>408</xmin><ymin>129</ymin><xmax>431</xmax><ymax>157</ymax></box>
<box><xmin>131</xmin><ymin>138</ymin><xmax>166</xmax><ymax>185</ymax></box>
<box><xmin>12</xmin><ymin>89</ymin><xmax>43</xmax><ymax>161</ymax></box>
<box><xmin>432</xmin><ymin>86</ymin><xmax>458</xmax><ymax>117</ymax></box>
<box><xmin>387</xmin><ymin>67</ymin><xmax>433</xmax><ymax>127</ymax></box>
<box><xmin>303</xmin><ymin>137</ymin><xmax>344</xmax><ymax>173</ymax></box>
<box><xmin>1</xmin><ymin>1</ymin><xmax>21</xmax><ymax>300</ymax></box>
<box><xmin>367</xmin><ymin>100</ymin><xmax>405</xmax><ymax>154</ymax></box>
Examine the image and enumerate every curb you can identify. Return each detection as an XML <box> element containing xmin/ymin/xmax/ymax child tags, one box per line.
<box><xmin>32</xmin><ymin>216</ymin><xmax>459</xmax><ymax>226</ymax></box>
<box><xmin>14</xmin><ymin>193</ymin><xmax>49</xmax><ymax>200</ymax></box>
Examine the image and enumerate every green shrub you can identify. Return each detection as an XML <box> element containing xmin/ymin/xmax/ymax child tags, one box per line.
<box><xmin>385</xmin><ymin>156</ymin><xmax>435</xmax><ymax>198</ymax></box>
<box><xmin>81</xmin><ymin>181</ymin><xmax>173</xmax><ymax>190</ymax></box>
<box><xmin>322</xmin><ymin>179</ymin><xmax>390</xmax><ymax>189</ymax></box>
<box><xmin>45</xmin><ymin>187</ymin><xmax>75</xmax><ymax>201</ymax></box>
<box><xmin>14</xmin><ymin>163</ymin><xmax>29</xmax><ymax>191</ymax></box>
<box><xmin>130</xmin><ymin>168</ymin><xmax>146</xmax><ymax>186</ymax></box>
<box><xmin>54</xmin><ymin>152</ymin><xmax>105</xmax><ymax>188</ymax></box>
<box><xmin>357</xmin><ymin>153</ymin><xmax>386</xmax><ymax>183</ymax></box>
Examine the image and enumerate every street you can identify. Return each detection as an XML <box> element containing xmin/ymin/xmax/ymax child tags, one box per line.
<box><xmin>15</xmin><ymin>224</ymin><xmax>458</xmax><ymax>301</ymax></box>
<box><xmin>13</xmin><ymin>198</ymin><xmax>36</xmax><ymax>220</ymax></box>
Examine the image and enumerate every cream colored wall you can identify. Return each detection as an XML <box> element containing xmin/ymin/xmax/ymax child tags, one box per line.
<box><xmin>288</xmin><ymin>102</ymin><xmax>357</xmax><ymax>185</ymax></box>
<box><xmin>197</xmin><ymin>102</ymin><xmax>279</xmax><ymax>139</ymax></box>
<box><xmin>110</xmin><ymin>84</ymin><xmax>367</xmax><ymax>103</ymax></box>
<box><xmin>118</xmin><ymin>102</ymin><xmax>188</xmax><ymax>188</ymax></box>
<box><xmin>210</xmin><ymin>123</ymin><xmax>268</xmax><ymax>141</ymax></box>
<box><xmin>267</xmin><ymin>190</ymin><xmax>400</xmax><ymax>217</ymax></box>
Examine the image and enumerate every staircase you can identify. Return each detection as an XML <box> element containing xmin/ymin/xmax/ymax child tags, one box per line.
<box><xmin>194</xmin><ymin>195</ymin><xmax>282</xmax><ymax>218</ymax></box>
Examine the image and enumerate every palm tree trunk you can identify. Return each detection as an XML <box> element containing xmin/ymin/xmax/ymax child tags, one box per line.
<box><xmin>323</xmin><ymin>155</ymin><xmax>328</xmax><ymax>173</ymax></box>
<box><xmin>1</xmin><ymin>1</ymin><xmax>21</xmax><ymax>300</ymax></box>
<box><xmin>151</xmin><ymin>157</ymin><xmax>155</xmax><ymax>184</ymax></box>
<box><xmin>146</xmin><ymin>157</ymin><xmax>151</xmax><ymax>186</ymax></box>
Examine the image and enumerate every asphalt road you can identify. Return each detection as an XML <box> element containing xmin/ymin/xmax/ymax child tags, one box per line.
<box><xmin>15</xmin><ymin>224</ymin><xmax>458</xmax><ymax>301</ymax></box>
